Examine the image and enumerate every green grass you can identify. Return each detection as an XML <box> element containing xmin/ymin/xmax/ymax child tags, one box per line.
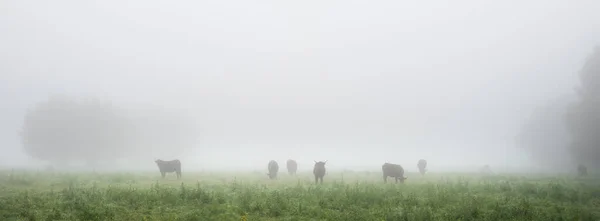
<box><xmin>0</xmin><ymin>169</ymin><xmax>599</xmax><ymax>221</ymax></box>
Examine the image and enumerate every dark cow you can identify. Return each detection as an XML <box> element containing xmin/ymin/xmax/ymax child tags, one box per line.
<box><xmin>417</xmin><ymin>159</ymin><xmax>427</xmax><ymax>176</ymax></box>
<box><xmin>155</xmin><ymin>159</ymin><xmax>181</xmax><ymax>179</ymax></box>
<box><xmin>267</xmin><ymin>160</ymin><xmax>279</xmax><ymax>179</ymax></box>
<box><xmin>313</xmin><ymin>160</ymin><xmax>327</xmax><ymax>184</ymax></box>
<box><xmin>287</xmin><ymin>159</ymin><xmax>298</xmax><ymax>175</ymax></box>
<box><xmin>382</xmin><ymin>162</ymin><xmax>407</xmax><ymax>184</ymax></box>
<box><xmin>578</xmin><ymin>164</ymin><xmax>588</xmax><ymax>176</ymax></box>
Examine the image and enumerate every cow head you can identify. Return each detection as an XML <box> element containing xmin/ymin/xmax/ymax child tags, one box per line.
<box><xmin>314</xmin><ymin>160</ymin><xmax>327</xmax><ymax>168</ymax></box>
<box><xmin>399</xmin><ymin>176</ymin><xmax>408</xmax><ymax>183</ymax></box>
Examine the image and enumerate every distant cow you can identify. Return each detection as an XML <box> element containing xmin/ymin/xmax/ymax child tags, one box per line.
<box><xmin>313</xmin><ymin>160</ymin><xmax>327</xmax><ymax>184</ymax></box>
<box><xmin>155</xmin><ymin>159</ymin><xmax>181</xmax><ymax>179</ymax></box>
<box><xmin>287</xmin><ymin>159</ymin><xmax>298</xmax><ymax>175</ymax></box>
<box><xmin>382</xmin><ymin>163</ymin><xmax>407</xmax><ymax>184</ymax></box>
<box><xmin>578</xmin><ymin>164</ymin><xmax>588</xmax><ymax>176</ymax></box>
<box><xmin>417</xmin><ymin>159</ymin><xmax>427</xmax><ymax>176</ymax></box>
<box><xmin>267</xmin><ymin>160</ymin><xmax>279</xmax><ymax>179</ymax></box>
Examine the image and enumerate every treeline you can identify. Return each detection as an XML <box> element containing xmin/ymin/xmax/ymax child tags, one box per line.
<box><xmin>20</xmin><ymin>95</ymin><xmax>199</xmax><ymax>168</ymax></box>
<box><xmin>518</xmin><ymin>46</ymin><xmax>600</xmax><ymax>170</ymax></box>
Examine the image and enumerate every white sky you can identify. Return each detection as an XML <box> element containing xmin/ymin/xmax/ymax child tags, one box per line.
<box><xmin>1</xmin><ymin>0</ymin><xmax>599</xmax><ymax>171</ymax></box>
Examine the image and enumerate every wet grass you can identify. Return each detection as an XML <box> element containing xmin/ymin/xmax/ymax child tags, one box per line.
<box><xmin>0</xmin><ymin>169</ymin><xmax>599</xmax><ymax>221</ymax></box>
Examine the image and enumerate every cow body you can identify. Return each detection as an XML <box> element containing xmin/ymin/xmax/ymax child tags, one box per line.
<box><xmin>417</xmin><ymin>159</ymin><xmax>427</xmax><ymax>176</ymax></box>
<box><xmin>313</xmin><ymin>160</ymin><xmax>327</xmax><ymax>184</ymax></box>
<box><xmin>267</xmin><ymin>160</ymin><xmax>279</xmax><ymax>179</ymax></box>
<box><xmin>382</xmin><ymin>163</ymin><xmax>407</xmax><ymax>183</ymax></box>
<box><xmin>578</xmin><ymin>164</ymin><xmax>588</xmax><ymax>176</ymax></box>
<box><xmin>155</xmin><ymin>159</ymin><xmax>181</xmax><ymax>179</ymax></box>
<box><xmin>287</xmin><ymin>159</ymin><xmax>298</xmax><ymax>175</ymax></box>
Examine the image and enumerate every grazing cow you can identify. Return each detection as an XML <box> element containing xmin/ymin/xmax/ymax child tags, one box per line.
<box><xmin>578</xmin><ymin>164</ymin><xmax>588</xmax><ymax>176</ymax></box>
<box><xmin>267</xmin><ymin>160</ymin><xmax>279</xmax><ymax>179</ymax></box>
<box><xmin>155</xmin><ymin>159</ymin><xmax>181</xmax><ymax>179</ymax></box>
<box><xmin>313</xmin><ymin>160</ymin><xmax>327</xmax><ymax>184</ymax></box>
<box><xmin>286</xmin><ymin>159</ymin><xmax>298</xmax><ymax>175</ymax></box>
<box><xmin>382</xmin><ymin>163</ymin><xmax>407</xmax><ymax>184</ymax></box>
<box><xmin>417</xmin><ymin>159</ymin><xmax>427</xmax><ymax>176</ymax></box>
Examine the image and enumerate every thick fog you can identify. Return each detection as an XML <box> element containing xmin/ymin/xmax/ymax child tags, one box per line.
<box><xmin>1</xmin><ymin>0</ymin><xmax>599</xmax><ymax>173</ymax></box>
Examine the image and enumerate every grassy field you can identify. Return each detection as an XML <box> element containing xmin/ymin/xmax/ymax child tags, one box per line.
<box><xmin>0</xmin><ymin>169</ymin><xmax>599</xmax><ymax>221</ymax></box>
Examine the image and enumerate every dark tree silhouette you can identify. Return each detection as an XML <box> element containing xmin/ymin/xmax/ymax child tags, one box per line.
<box><xmin>21</xmin><ymin>95</ymin><xmax>199</xmax><ymax>169</ymax></box>
<box><xmin>21</xmin><ymin>95</ymin><xmax>127</xmax><ymax>167</ymax></box>
<box><xmin>516</xmin><ymin>96</ymin><xmax>574</xmax><ymax>171</ymax></box>
<box><xmin>517</xmin><ymin>46</ymin><xmax>600</xmax><ymax>171</ymax></box>
<box><xmin>566</xmin><ymin>46</ymin><xmax>600</xmax><ymax>169</ymax></box>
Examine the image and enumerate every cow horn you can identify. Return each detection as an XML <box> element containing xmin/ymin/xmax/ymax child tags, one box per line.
<box><xmin>324</xmin><ymin>160</ymin><xmax>328</xmax><ymax>163</ymax></box>
<box><xmin>314</xmin><ymin>160</ymin><xmax>317</xmax><ymax>163</ymax></box>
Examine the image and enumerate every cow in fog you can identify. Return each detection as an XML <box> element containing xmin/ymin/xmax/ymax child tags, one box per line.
<box><xmin>382</xmin><ymin>163</ymin><xmax>407</xmax><ymax>184</ymax></box>
<box><xmin>287</xmin><ymin>159</ymin><xmax>298</xmax><ymax>175</ymax></box>
<box><xmin>155</xmin><ymin>159</ymin><xmax>181</xmax><ymax>179</ymax></box>
<box><xmin>313</xmin><ymin>160</ymin><xmax>327</xmax><ymax>184</ymax></box>
<box><xmin>267</xmin><ymin>160</ymin><xmax>279</xmax><ymax>179</ymax></box>
<box><xmin>417</xmin><ymin>159</ymin><xmax>427</xmax><ymax>176</ymax></box>
<box><xmin>578</xmin><ymin>164</ymin><xmax>588</xmax><ymax>176</ymax></box>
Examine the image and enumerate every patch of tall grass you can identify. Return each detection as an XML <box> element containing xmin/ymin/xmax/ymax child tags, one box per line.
<box><xmin>0</xmin><ymin>170</ymin><xmax>598</xmax><ymax>220</ymax></box>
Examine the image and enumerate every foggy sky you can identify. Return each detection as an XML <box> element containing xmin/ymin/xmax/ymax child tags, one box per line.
<box><xmin>1</xmin><ymin>0</ymin><xmax>600</xmax><ymax>172</ymax></box>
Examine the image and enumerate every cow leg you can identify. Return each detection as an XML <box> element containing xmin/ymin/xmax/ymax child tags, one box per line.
<box><xmin>383</xmin><ymin>175</ymin><xmax>387</xmax><ymax>183</ymax></box>
<box><xmin>395</xmin><ymin>177</ymin><xmax>398</xmax><ymax>183</ymax></box>
<box><xmin>320</xmin><ymin>177</ymin><xmax>323</xmax><ymax>184</ymax></box>
<box><xmin>161</xmin><ymin>172</ymin><xmax>166</xmax><ymax>178</ymax></box>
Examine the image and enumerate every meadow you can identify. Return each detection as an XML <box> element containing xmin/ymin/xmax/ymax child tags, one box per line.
<box><xmin>0</xmin><ymin>169</ymin><xmax>599</xmax><ymax>221</ymax></box>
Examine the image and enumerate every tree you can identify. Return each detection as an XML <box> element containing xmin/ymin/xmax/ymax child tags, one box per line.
<box><xmin>516</xmin><ymin>95</ymin><xmax>574</xmax><ymax>171</ymax></box>
<box><xmin>21</xmin><ymin>95</ymin><xmax>127</xmax><ymax>167</ymax></box>
<box><xmin>517</xmin><ymin>46</ymin><xmax>600</xmax><ymax>171</ymax></box>
<box><xmin>565</xmin><ymin>46</ymin><xmax>600</xmax><ymax>169</ymax></box>
<box><xmin>21</xmin><ymin>95</ymin><xmax>199</xmax><ymax>169</ymax></box>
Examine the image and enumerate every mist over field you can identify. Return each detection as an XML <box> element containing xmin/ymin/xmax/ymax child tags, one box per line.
<box><xmin>1</xmin><ymin>0</ymin><xmax>600</xmax><ymax>174</ymax></box>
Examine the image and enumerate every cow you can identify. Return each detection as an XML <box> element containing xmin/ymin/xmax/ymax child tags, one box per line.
<box><xmin>287</xmin><ymin>159</ymin><xmax>298</xmax><ymax>175</ymax></box>
<box><xmin>382</xmin><ymin>162</ymin><xmax>407</xmax><ymax>184</ymax></box>
<box><xmin>267</xmin><ymin>160</ymin><xmax>279</xmax><ymax>180</ymax></box>
<box><xmin>155</xmin><ymin>159</ymin><xmax>181</xmax><ymax>179</ymax></box>
<box><xmin>578</xmin><ymin>164</ymin><xmax>588</xmax><ymax>176</ymax></box>
<box><xmin>313</xmin><ymin>160</ymin><xmax>327</xmax><ymax>184</ymax></box>
<box><xmin>417</xmin><ymin>159</ymin><xmax>427</xmax><ymax>176</ymax></box>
